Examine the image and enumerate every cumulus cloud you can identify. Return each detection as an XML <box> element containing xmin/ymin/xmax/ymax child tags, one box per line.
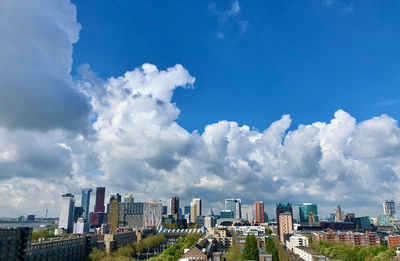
<box><xmin>0</xmin><ymin>0</ymin><xmax>90</xmax><ymax>132</ymax></box>
<box><xmin>0</xmin><ymin>0</ymin><xmax>399</xmax><ymax>219</ymax></box>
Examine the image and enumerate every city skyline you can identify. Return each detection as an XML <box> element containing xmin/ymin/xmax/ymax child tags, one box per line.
<box><xmin>2</xmin><ymin>0</ymin><xmax>400</xmax><ymax>219</ymax></box>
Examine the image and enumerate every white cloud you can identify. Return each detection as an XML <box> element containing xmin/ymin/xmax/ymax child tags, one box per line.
<box><xmin>0</xmin><ymin>0</ymin><xmax>399</xmax><ymax>219</ymax></box>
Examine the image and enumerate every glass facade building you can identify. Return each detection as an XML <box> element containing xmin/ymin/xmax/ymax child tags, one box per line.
<box><xmin>299</xmin><ymin>203</ymin><xmax>318</xmax><ymax>223</ymax></box>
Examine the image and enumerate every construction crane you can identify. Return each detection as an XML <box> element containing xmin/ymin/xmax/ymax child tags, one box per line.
<box><xmin>124</xmin><ymin>193</ymin><xmax>147</xmax><ymax>203</ymax></box>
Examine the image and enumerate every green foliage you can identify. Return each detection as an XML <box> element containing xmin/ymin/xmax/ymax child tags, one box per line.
<box><xmin>273</xmin><ymin>238</ymin><xmax>290</xmax><ymax>261</ymax></box>
<box><xmin>132</xmin><ymin>233</ymin><xmax>165</xmax><ymax>255</ymax></box>
<box><xmin>88</xmin><ymin>248</ymin><xmax>107</xmax><ymax>261</ymax></box>
<box><xmin>265</xmin><ymin>228</ymin><xmax>272</xmax><ymax>236</ymax></box>
<box><xmin>316</xmin><ymin>240</ymin><xmax>396</xmax><ymax>261</ymax></box>
<box><xmin>112</xmin><ymin>245</ymin><xmax>135</xmax><ymax>258</ymax></box>
<box><xmin>242</xmin><ymin>234</ymin><xmax>259</xmax><ymax>261</ymax></box>
<box><xmin>151</xmin><ymin>233</ymin><xmax>203</xmax><ymax>261</ymax></box>
<box><xmin>223</xmin><ymin>242</ymin><xmax>242</xmax><ymax>260</ymax></box>
<box><xmin>31</xmin><ymin>228</ymin><xmax>55</xmax><ymax>241</ymax></box>
<box><xmin>163</xmin><ymin>223</ymin><xmax>178</xmax><ymax>229</ymax></box>
<box><xmin>265</xmin><ymin>237</ymin><xmax>279</xmax><ymax>261</ymax></box>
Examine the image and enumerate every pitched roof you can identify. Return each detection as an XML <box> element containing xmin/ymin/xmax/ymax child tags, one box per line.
<box><xmin>182</xmin><ymin>245</ymin><xmax>208</xmax><ymax>259</ymax></box>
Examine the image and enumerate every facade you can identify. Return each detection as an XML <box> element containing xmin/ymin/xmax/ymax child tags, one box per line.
<box><xmin>94</xmin><ymin>187</ymin><xmax>106</xmax><ymax>212</ymax></box>
<box><xmin>220</xmin><ymin>210</ymin><xmax>234</xmax><ymax>219</ymax></box>
<box><xmin>118</xmin><ymin>201</ymin><xmax>162</xmax><ymax>228</ymax></box>
<box><xmin>299</xmin><ymin>203</ymin><xmax>318</xmax><ymax>223</ymax></box>
<box><xmin>171</xmin><ymin>196</ymin><xmax>180</xmax><ymax>219</ymax></box>
<box><xmin>376</xmin><ymin>214</ymin><xmax>392</xmax><ymax>226</ymax></box>
<box><xmin>190</xmin><ymin>198</ymin><xmax>202</xmax><ymax>223</ymax></box>
<box><xmin>354</xmin><ymin>216</ymin><xmax>371</xmax><ymax>231</ymax></box>
<box><xmin>383</xmin><ymin>200</ymin><xmax>396</xmax><ymax>218</ymax></box>
<box><xmin>143</xmin><ymin>202</ymin><xmax>163</xmax><ymax>227</ymax></box>
<box><xmin>335</xmin><ymin>206</ymin><xmax>345</xmax><ymax>222</ymax></box>
<box><xmin>90</xmin><ymin>212</ymin><xmax>108</xmax><ymax>228</ymax></box>
<box><xmin>255</xmin><ymin>201</ymin><xmax>265</xmax><ymax>224</ymax></box>
<box><xmin>184</xmin><ymin>206</ymin><xmax>191</xmax><ymax>215</ymax></box>
<box><xmin>293</xmin><ymin>246</ymin><xmax>328</xmax><ymax>261</ymax></box>
<box><xmin>225</xmin><ymin>199</ymin><xmax>241</xmax><ymax>219</ymax></box>
<box><xmin>312</xmin><ymin>230</ymin><xmax>381</xmax><ymax>246</ymax></box>
<box><xmin>81</xmin><ymin>188</ymin><xmax>92</xmax><ymax>220</ymax></box>
<box><xmin>279</xmin><ymin>212</ymin><xmax>293</xmax><ymax>243</ymax></box>
<box><xmin>58</xmin><ymin>193</ymin><xmax>75</xmax><ymax>233</ymax></box>
<box><xmin>104</xmin><ymin>231</ymin><xmax>137</xmax><ymax>254</ymax></box>
<box><xmin>0</xmin><ymin>227</ymin><xmax>32</xmax><ymax>260</ymax></box>
<box><xmin>276</xmin><ymin>203</ymin><xmax>293</xmax><ymax>239</ymax></box>
<box><xmin>73</xmin><ymin>206</ymin><xmax>84</xmax><ymax>222</ymax></box>
<box><xmin>73</xmin><ymin>218</ymin><xmax>89</xmax><ymax>234</ymax></box>
<box><xmin>242</xmin><ymin>204</ymin><xmax>255</xmax><ymax>222</ymax></box>
<box><xmin>388</xmin><ymin>236</ymin><xmax>400</xmax><ymax>248</ymax></box>
<box><xmin>286</xmin><ymin>234</ymin><xmax>309</xmax><ymax>251</ymax></box>
<box><xmin>108</xmin><ymin>199</ymin><xmax>119</xmax><ymax>233</ymax></box>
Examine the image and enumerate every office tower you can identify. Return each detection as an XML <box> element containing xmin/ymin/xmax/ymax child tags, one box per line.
<box><xmin>108</xmin><ymin>199</ymin><xmax>119</xmax><ymax>233</ymax></box>
<box><xmin>73</xmin><ymin>207</ymin><xmax>84</xmax><ymax>222</ymax></box>
<box><xmin>220</xmin><ymin>210</ymin><xmax>234</xmax><ymax>218</ymax></box>
<box><xmin>383</xmin><ymin>200</ymin><xmax>396</xmax><ymax>218</ymax></box>
<box><xmin>162</xmin><ymin>206</ymin><xmax>168</xmax><ymax>215</ymax></box>
<box><xmin>335</xmin><ymin>206</ymin><xmax>345</xmax><ymax>222</ymax></box>
<box><xmin>58</xmin><ymin>193</ymin><xmax>75</xmax><ymax>233</ymax></box>
<box><xmin>184</xmin><ymin>206</ymin><xmax>191</xmax><ymax>215</ymax></box>
<box><xmin>94</xmin><ymin>187</ymin><xmax>105</xmax><ymax>212</ymax></box>
<box><xmin>73</xmin><ymin>217</ymin><xmax>89</xmax><ymax>234</ymax></box>
<box><xmin>279</xmin><ymin>212</ymin><xmax>293</xmax><ymax>242</ymax></box>
<box><xmin>276</xmin><ymin>203</ymin><xmax>293</xmax><ymax>239</ymax></box>
<box><xmin>345</xmin><ymin>213</ymin><xmax>355</xmax><ymax>222</ymax></box>
<box><xmin>171</xmin><ymin>196</ymin><xmax>179</xmax><ymax>219</ymax></box>
<box><xmin>225</xmin><ymin>199</ymin><xmax>241</xmax><ymax>219</ymax></box>
<box><xmin>107</xmin><ymin>193</ymin><xmax>122</xmax><ymax>213</ymax></box>
<box><xmin>299</xmin><ymin>203</ymin><xmax>319</xmax><ymax>223</ymax></box>
<box><xmin>254</xmin><ymin>201</ymin><xmax>265</xmax><ymax>224</ymax></box>
<box><xmin>81</xmin><ymin>188</ymin><xmax>92</xmax><ymax>220</ymax></box>
<box><xmin>190</xmin><ymin>198</ymin><xmax>202</xmax><ymax>223</ymax></box>
<box><xmin>242</xmin><ymin>205</ymin><xmax>255</xmax><ymax>222</ymax></box>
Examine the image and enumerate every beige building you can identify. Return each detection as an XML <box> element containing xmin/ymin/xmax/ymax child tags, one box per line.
<box><xmin>190</xmin><ymin>198</ymin><xmax>202</xmax><ymax>223</ymax></box>
<box><xmin>279</xmin><ymin>212</ymin><xmax>293</xmax><ymax>242</ymax></box>
<box><xmin>108</xmin><ymin>200</ymin><xmax>119</xmax><ymax>233</ymax></box>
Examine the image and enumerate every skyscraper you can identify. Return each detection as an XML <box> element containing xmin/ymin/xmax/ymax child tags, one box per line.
<box><xmin>242</xmin><ymin>205</ymin><xmax>255</xmax><ymax>222</ymax></box>
<box><xmin>171</xmin><ymin>196</ymin><xmax>179</xmax><ymax>219</ymax></box>
<box><xmin>81</xmin><ymin>188</ymin><xmax>92</xmax><ymax>220</ymax></box>
<box><xmin>94</xmin><ymin>187</ymin><xmax>105</xmax><ymax>212</ymax></box>
<box><xmin>58</xmin><ymin>193</ymin><xmax>75</xmax><ymax>233</ymax></box>
<box><xmin>335</xmin><ymin>206</ymin><xmax>345</xmax><ymax>222</ymax></box>
<box><xmin>108</xmin><ymin>199</ymin><xmax>119</xmax><ymax>233</ymax></box>
<box><xmin>254</xmin><ymin>201</ymin><xmax>265</xmax><ymax>224</ymax></box>
<box><xmin>190</xmin><ymin>198</ymin><xmax>202</xmax><ymax>223</ymax></box>
<box><xmin>299</xmin><ymin>203</ymin><xmax>319</xmax><ymax>223</ymax></box>
<box><xmin>383</xmin><ymin>200</ymin><xmax>396</xmax><ymax>218</ymax></box>
<box><xmin>225</xmin><ymin>199</ymin><xmax>241</xmax><ymax>219</ymax></box>
<box><xmin>279</xmin><ymin>212</ymin><xmax>293</xmax><ymax>243</ymax></box>
<box><xmin>276</xmin><ymin>203</ymin><xmax>293</xmax><ymax>239</ymax></box>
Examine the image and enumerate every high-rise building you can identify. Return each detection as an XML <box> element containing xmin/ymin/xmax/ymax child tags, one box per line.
<box><xmin>276</xmin><ymin>203</ymin><xmax>293</xmax><ymax>239</ymax></box>
<box><xmin>225</xmin><ymin>199</ymin><xmax>241</xmax><ymax>219</ymax></box>
<box><xmin>81</xmin><ymin>188</ymin><xmax>92</xmax><ymax>220</ymax></box>
<box><xmin>107</xmin><ymin>193</ymin><xmax>121</xmax><ymax>213</ymax></box>
<box><xmin>279</xmin><ymin>212</ymin><xmax>293</xmax><ymax>243</ymax></box>
<box><xmin>108</xmin><ymin>199</ymin><xmax>119</xmax><ymax>233</ymax></box>
<box><xmin>254</xmin><ymin>201</ymin><xmax>265</xmax><ymax>224</ymax></box>
<box><xmin>190</xmin><ymin>198</ymin><xmax>202</xmax><ymax>223</ymax></box>
<box><xmin>171</xmin><ymin>196</ymin><xmax>179</xmax><ymax>219</ymax></box>
<box><xmin>184</xmin><ymin>206</ymin><xmax>191</xmax><ymax>215</ymax></box>
<box><xmin>335</xmin><ymin>206</ymin><xmax>345</xmax><ymax>222</ymax></box>
<box><xmin>94</xmin><ymin>187</ymin><xmax>105</xmax><ymax>212</ymax></box>
<box><xmin>220</xmin><ymin>210</ymin><xmax>234</xmax><ymax>218</ymax></box>
<box><xmin>242</xmin><ymin>205</ymin><xmax>255</xmax><ymax>222</ymax></box>
<box><xmin>299</xmin><ymin>203</ymin><xmax>319</xmax><ymax>223</ymax></box>
<box><xmin>383</xmin><ymin>200</ymin><xmax>396</xmax><ymax>218</ymax></box>
<box><xmin>73</xmin><ymin>207</ymin><xmax>84</xmax><ymax>222</ymax></box>
<box><xmin>73</xmin><ymin>217</ymin><xmax>89</xmax><ymax>234</ymax></box>
<box><xmin>58</xmin><ymin>193</ymin><xmax>75</xmax><ymax>233</ymax></box>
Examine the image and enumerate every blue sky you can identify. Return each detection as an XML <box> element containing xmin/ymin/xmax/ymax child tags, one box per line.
<box><xmin>72</xmin><ymin>0</ymin><xmax>400</xmax><ymax>132</ymax></box>
<box><xmin>3</xmin><ymin>0</ymin><xmax>400</xmax><ymax>217</ymax></box>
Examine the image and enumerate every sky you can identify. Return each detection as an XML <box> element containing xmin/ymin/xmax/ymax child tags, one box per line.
<box><xmin>1</xmin><ymin>0</ymin><xmax>400</xmax><ymax>219</ymax></box>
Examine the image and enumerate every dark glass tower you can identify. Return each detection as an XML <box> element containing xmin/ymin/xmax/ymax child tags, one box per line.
<box><xmin>81</xmin><ymin>188</ymin><xmax>92</xmax><ymax>220</ymax></box>
<box><xmin>94</xmin><ymin>187</ymin><xmax>105</xmax><ymax>212</ymax></box>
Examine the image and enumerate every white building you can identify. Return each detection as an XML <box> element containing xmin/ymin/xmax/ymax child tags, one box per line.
<box><xmin>225</xmin><ymin>199</ymin><xmax>241</xmax><ymax>219</ymax></box>
<box><xmin>58</xmin><ymin>193</ymin><xmax>75</xmax><ymax>233</ymax></box>
<box><xmin>242</xmin><ymin>205</ymin><xmax>255</xmax><ymax>222</ymax></box>
<box><xmin>293</xmin><ymin>246</ymin><xmax>327</xmax><ymax>261</ymax></box>
<box><xmin>285</xmin><ymin>234</ymin><xmax>309</xmax><ymax>251</ymax></box>
<box><xmin>230</xmin><ymin>226</ymin><xmax>265</xmax><ymax>236</ymax></box>
<box><xmin>73</xmin><ymin>218</ymin><xmax>89</xmax><ymax>234</ymax></box>
<box><xmin>143</xmin><ymin>202</ymin><xmax>163</xmax><ymax>227</ymax></box>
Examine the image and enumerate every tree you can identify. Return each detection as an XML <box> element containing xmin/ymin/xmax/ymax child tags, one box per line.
<box><xmin>88</xmin><ymin>248</ymin><xmax>106</xmax><ymax>261</ymax></box>
<box><xmin>224</xmin><ymin>242</ymin><xmax>242</xmax><ymax>260</ymax></box>
<box><xmin>242</xmin><ymin>234</ymin><xmax>259</xmax><ymax>261</ymax></box>
<box><xmin>265</xmin><ymin>237</ymin><xmax>278</xmax><ymax>261</ymax></box>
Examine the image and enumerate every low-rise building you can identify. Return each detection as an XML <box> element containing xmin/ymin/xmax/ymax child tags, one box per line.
<box><xmin>293</xmin><ymin>246</ymin><xmax>328</xmax><ymax>261</ymax></box>
<box><xmin>286</xmin><ymin>234</ymin><xmax>309</xmax><ymax>251</ymax></box>
<box><xmin>388</xmin><ymin>235</ymin><xmax>400</xmax><ymax>248</ymax></box>
<box><xmin>312</xmin><ymin>230</ymin><xmax>381</xmax><ymax>246</ymax></box>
